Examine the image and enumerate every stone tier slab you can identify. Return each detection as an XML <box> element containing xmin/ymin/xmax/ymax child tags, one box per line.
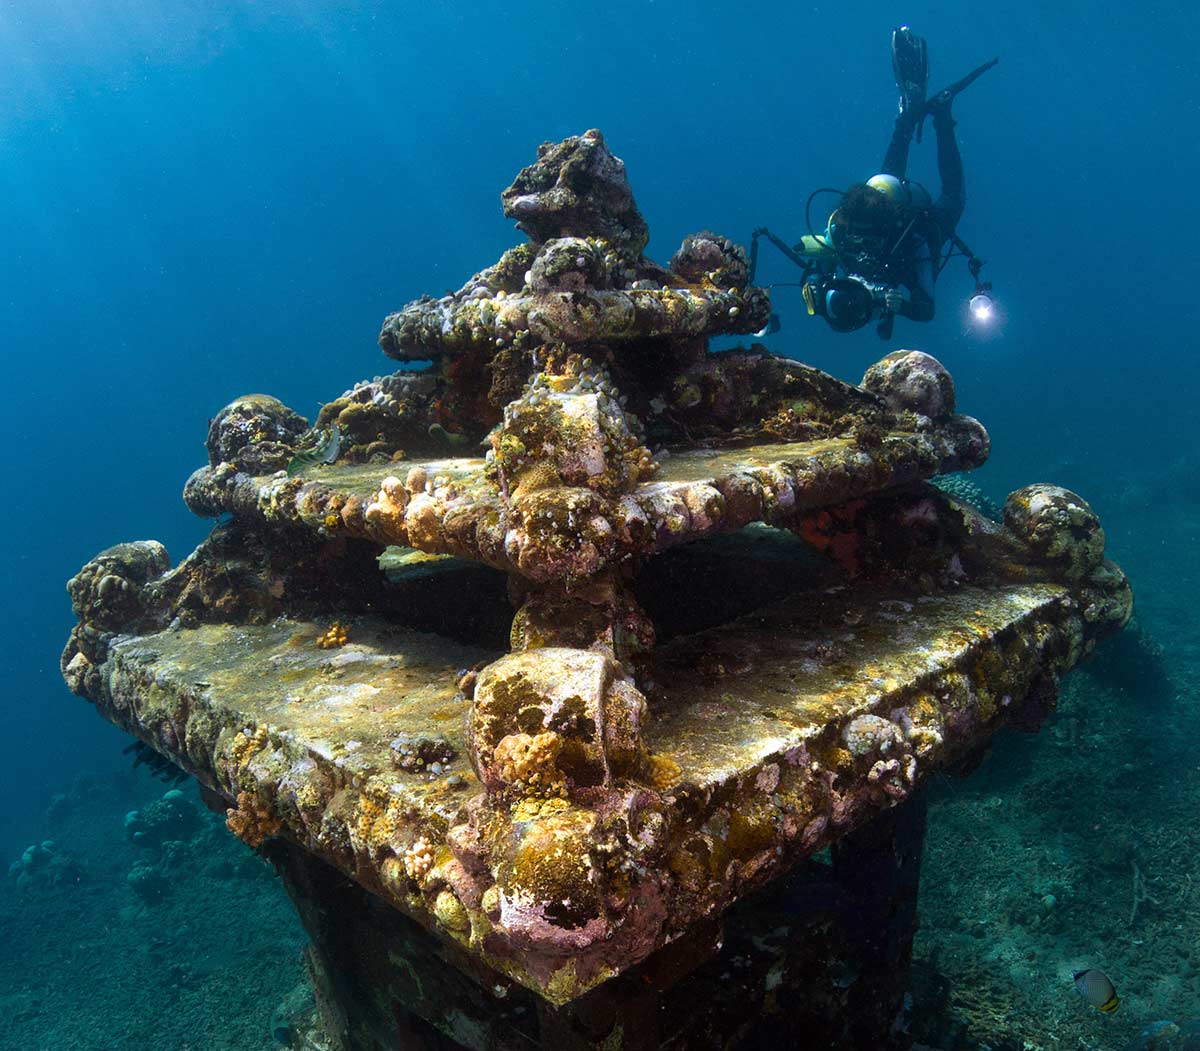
<box><xmin>379</xmin><ymin>285</ymin><xmax>772</xmax><ymax>362</ymax></box>
<box><xmin>186</xmin><ymin>414</ymin><xmax>987</xmax><ymax>585</ymax></box>
<box><xmin>80</xmin><ymin>575</ymin><xmax>1087</xmax><ymax>1003</ymax></box>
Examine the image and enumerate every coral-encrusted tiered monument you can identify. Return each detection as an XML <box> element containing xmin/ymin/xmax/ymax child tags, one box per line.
<box><xmin>63</xmin><ymin>131</ymin><xmax>1130</xmax><ymax>1050</ymax></box>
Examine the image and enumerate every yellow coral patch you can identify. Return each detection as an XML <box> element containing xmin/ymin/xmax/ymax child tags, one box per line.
<box><xmin>293</xmin><ymin>780</ymin><xmax>322</xmax><ymax>811</ymax></box>
<box><xmin>510</xmin><ymin>795</ymin><xmax>571</xmax><ymax>822</ymax></box>
<box><xmin>494</xmin><ymin>731</ymin><xmax>567</xmax><ymax>798</ymax></box>
<box><xmin>353</xmin><ymin>793</ymin><xmax>405</xmax><ymax>850</ymax></box>
<box><xmin>433</xmin><ymin>889</ymin><xmax>470</xmax><ymax>932</ymax></box>
<box><xmin>231</xmin><ymin>725</ymin><xmax>270</xmax><ymax>769</ymax></box>
<box><xmin>545</xmin><ymin>961</ymin><xmax>582</xmax><ymax>1005</ymax></box>
<box><xmin>511</xmin><ymin>460</ymin><xmax>562</xmax><ymax>500</ymax></box>
<box><xmin>645</xmin><ymin>753</ymin><xmax>682</xmax><ymax>790</ymax></box>
<box><xmin>316</xmin><ymin>622</ymin><xmax>348</xmax><ymax>649</ymax></box>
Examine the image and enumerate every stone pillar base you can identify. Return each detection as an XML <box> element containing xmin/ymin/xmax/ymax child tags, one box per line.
<box><xmin>267</xmin><ymin>790</ymin><xmax>929</xmax><ymax>1051</ymax></box>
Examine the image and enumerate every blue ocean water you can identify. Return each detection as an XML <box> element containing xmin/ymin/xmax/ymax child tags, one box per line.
<box><xmin>2</xmin><ymin>2</ymin><xmax>1197</xmax><ymax>1048</ymax></box>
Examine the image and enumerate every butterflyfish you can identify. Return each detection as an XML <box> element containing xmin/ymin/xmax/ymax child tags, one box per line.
<box><xmin>1073</xmin><ymin>968</ymin><xmax>1119</xmax><ymax>1014</ymax></box>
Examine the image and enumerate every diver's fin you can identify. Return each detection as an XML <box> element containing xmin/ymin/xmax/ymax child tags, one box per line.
<box><xmin>918</xmin><ymin>56</ymin><xmax>999</xmax><ymax>137</ymax></box>
<box><xmin>933</xmin><ymin>56</ymin><xmax>999</xmax><ymax>107</ymax></box>
<box><xmin>891</xmin><ymin>26</ymin><xmax>929</xmax><ymax>119</ymax></box>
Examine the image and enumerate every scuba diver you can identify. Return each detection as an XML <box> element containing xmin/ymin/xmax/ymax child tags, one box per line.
<box><xmin>750</xmin><ymin>28</ymin><xmax>997</xmax><ymax>339</ymax></box>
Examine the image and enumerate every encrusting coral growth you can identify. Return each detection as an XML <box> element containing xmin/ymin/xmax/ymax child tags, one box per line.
<box><xmin>492</xmin><ymin>731</ymin><xmax>568</xmax><ymax>799</ymax></box>
<box><xmin>645</xmin><ymin>753</ymin><xmax>682</xmax><ymax>791</ymax></box>
<box><xmin>60</xmin><ymin>128</ymin><xmax>1132</xmax><ymax>1021</ymax></box>
<box><xmin>225</xmin><ymin>790</ymin><xmax>282</xmax><ymax>848</ymax></box>
<box><xmin>403</xmin><ymin>836</ymin><xmax>434</xmax><ymax>882</ymax></box>
<box><xmin>230</xmin><ymin>725</ymin><xmax>270</xmax><ymax>769</ymax></box>
<box><xmin>315</xmin><ymin>621</ymin><xmax>348</xmax><ymax>649</ymax></box>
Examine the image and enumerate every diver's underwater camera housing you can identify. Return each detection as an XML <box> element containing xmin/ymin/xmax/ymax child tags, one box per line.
<box><xmin>803</xmin><ymin>275</ymin><xmax>881</xmax><ymax>332</ymax></box>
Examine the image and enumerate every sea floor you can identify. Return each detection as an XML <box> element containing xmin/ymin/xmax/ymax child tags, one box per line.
<box><xmin>4</xmin><ymin>488</ymin><xmax>1196</xmax><ymax>1051</ymax></box>
<box><xmin>910</xmin><ymin>666</ymin><xmax>1200</xmax><ymax>1050</ymax></box>
<box><xmin>0</xmin><ymin>771</ymin><xmax>308</xmax><ymax>1051</ymax></box>
<box><xmin>909</xmin><ymin>481</ymin><xmax>1200</xmax><ymax>1051</ymax></box>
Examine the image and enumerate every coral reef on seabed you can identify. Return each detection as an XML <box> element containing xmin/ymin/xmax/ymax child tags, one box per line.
<box><xmin>7</xmin><ymin>840</ymin><xmax>82</xmax><ymax>892</ymax></box>
<box><xmin>0</xmin><ymin>771</ymin><xmax>308</xmax><ymax>1050</ymax></box>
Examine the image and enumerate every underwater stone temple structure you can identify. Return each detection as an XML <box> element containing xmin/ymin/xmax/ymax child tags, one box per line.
<box><xmin>62</xmin><ymin>130</ymin><xmax>1131</xmax><ymax>1050</ymax></box>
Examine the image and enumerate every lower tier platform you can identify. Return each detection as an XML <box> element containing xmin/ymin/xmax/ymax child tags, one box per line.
<box><xmin>82</xmin><ymin>572</ymin><xmax>1091</xmax><ymax>1004</ymax></box>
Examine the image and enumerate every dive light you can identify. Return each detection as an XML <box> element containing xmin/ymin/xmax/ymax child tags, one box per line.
<box><xmin>968</xmin><ymin>280</ymin><xmax>994</xmax><ymax>324</ymax></box>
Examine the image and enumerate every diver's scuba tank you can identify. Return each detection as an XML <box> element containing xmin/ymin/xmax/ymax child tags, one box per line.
<box><xmin>864</xmin><ymin>174</ymin><xmax>932</xmax><ymax>210</ymax></box>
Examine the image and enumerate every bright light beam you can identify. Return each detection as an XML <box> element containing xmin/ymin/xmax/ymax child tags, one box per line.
<box><xmin>969</xmin><ymin>292</ymin><xmax>994</xmax><ymax>324</ymax></box>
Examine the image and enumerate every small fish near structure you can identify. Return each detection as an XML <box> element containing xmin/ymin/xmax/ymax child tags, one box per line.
<box><xmin>123</xmin><ymin>740</ymin><xmax>189</xmax><ymax>786</ymax></box>
<box><xmin>1074</xmin><ymin>968</ymin><xmax>1120</xmax><ymax>1014</ymax></box>
<box><xmin>286</xmin><ymin>426</ymin><xmax>342</xmax><ymax>477</ymax></box>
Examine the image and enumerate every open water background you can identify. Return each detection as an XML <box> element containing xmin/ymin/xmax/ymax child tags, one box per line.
<box><xmin>1</xmin><ymin>3</ymin><xmax>1197</xmax><ymax>1046</ymax></box>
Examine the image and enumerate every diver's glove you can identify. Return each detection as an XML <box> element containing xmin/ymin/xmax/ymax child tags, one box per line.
<box><xmin>925</xmin><ymin>90</ymin><xmax>956</xmax><ymax>126</ymax></box>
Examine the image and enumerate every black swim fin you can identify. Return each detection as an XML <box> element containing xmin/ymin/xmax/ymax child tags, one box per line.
<box><xmin>933</xmin><ymin>56</ymin><xmax>1000</xmax><ymax>108</ymax></box>
<box><xmin>891</xmin><ymin>26</ymin><xmax>929</xmax><ymax>119</ymax></box>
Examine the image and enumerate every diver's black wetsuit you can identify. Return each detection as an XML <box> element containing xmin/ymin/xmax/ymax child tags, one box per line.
<box><xmin>878</xmin><ymin>105</ymin><xmax>964</xmax><ymax>321</ymax></box>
